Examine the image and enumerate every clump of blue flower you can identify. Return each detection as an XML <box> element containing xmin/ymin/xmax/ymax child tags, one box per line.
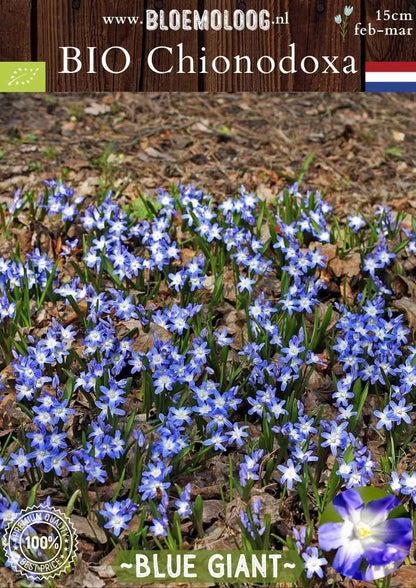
<box><xmin>1</xmin><ymin>177</ymin><xmax>416</xmax><ymax>583</ymax></box>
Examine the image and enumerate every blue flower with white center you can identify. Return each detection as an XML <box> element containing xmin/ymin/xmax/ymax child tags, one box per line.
<box><xmin>347</xmin><ymin>214</ymin><xmax>366</xmax><ymax>232</ymax></box>
<box><xmin>319</xmin><ymin>489</ymin><xmax>412</xmax><ymax>580</ymax></box>
<box><xmin>302</xmin><ymin>546</ymin><xmax>327</xmax><ymax>579</ymax></box>
<box><xmin>100</xmin><ymin>499</ymin><xmax>137</xmax><ymax>537</ymax></box>
<box><xmin>0</xmin><ymin>498</ymin><xmax>20</xmax><ymax>529</ymax></box>
<box><xmin>400</xmin><ymin>472</ymin><xmax>416</xmax><ymax>502</ymax></box>
<box><xmin>277</xmin><ymin>459</ymin><xmax>302</xmax><ymax>490</ymax></box>
<box><xmin>9</xmin><ymin>448</ymin><xmax>31</xmax><ymax>473</ymax></box>
<box><xmin>237</xmin><ymin>275</ymin><xmax>256</xmax><ymax>293</ymax></box>
<box><xmin>374</xmin><ymin>406</ymin><xmax>395</xmax><ymax>431</ymax></box>
<box><xmin>227</xmin><ymin>423</ymin><xmax>249</xmax><ymax>447</ymax></box>
<box><xmin>174</xmin><ymin>483</ymin><xmax>192</xmax><ymax>519</ymax></box>
<box><xmin>239</xmin><ymin>450</ymin><xmax>263</xmax><ymax>486</ymax></box>
<box><xmin>202</xmin><ymin>429</ymin><xmax>228</xmax><ymax>451</ymax></box>
<box><xmin>214</xmin><ymin>328</ymin><xmax>233</xmax><ymax>347</ymax></box>
<box><xmin>321</xmin><ymin>420</ymin><xmax>349</xmax><ymax>455</ymax></box>
<box><xmin>388</xmin><ymin>398</ymin><xmax>412</xmax><ymax>425</ymax></box>
<box><xmin>149</xmin><ymin>517</ymin><xmax>168</xmax><ymax>537</ymax></box>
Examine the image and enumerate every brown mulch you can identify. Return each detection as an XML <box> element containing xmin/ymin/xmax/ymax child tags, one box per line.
<box><xmin>1</xmin><ymin>93</ymin><xmax>416</xmax><ymax>214</ymax></box>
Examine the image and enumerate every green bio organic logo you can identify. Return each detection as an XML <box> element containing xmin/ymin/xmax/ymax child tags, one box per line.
<box><xmin>0</xmin><ymin>62</ymin><xmax>46</xmax><ymax>92</ymax></box>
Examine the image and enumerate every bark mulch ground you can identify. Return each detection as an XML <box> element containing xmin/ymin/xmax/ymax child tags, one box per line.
<box><xmin>1</xmin><ymin>93</ymin><xmax>416</xmax><ymax>215</ymax></box>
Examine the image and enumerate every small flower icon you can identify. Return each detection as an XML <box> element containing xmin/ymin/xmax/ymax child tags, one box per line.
<box><xmin>335</xmin><ymin>5</ymin><xmax>354</xmax><ymax>40</ymax></box>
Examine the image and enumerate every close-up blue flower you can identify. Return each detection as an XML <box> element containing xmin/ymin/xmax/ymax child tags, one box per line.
<box><xmin>319</xmin><ymin>489</ymin><xmax>412</xmax><ymax>581</ymax></box>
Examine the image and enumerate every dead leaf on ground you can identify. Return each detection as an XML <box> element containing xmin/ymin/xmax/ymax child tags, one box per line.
<box><xmin>203</xmin><ymin>275</ymin><xmax>215</xmax><ymax>293</ymax></box>
<box><xmin>190</xmin><ymin>483</ymin><xmax>222</xmax><ymax>499</ymax></box>
<box><xmin>141</xmin><ymin>147</ymin><xmax>176</xmax><ymax>162</ymax></box>
<box><xmin>12</xmin><ymin>227</ymin><xmax>33</xmax><ymax>256</ymax></box>
<box><xmin>370</xmin><ymin>565</ymin><xmax>416</xmax><ymax>588</ymax></box>
<box><xmin>70</xmin><ymin>514</ymin><xmax>107</xmax><ymax>544</ymax></box>
<box><xmin>61</xmin><ymin>558</ymin><xmax>105</xmax><ymax>588</ymax></box>
<box><xmin>250</xmin><ymin>490</ymin><xmax>281</xmax><ymax>523</ymax></box>
<box><xmin>307</xmin><ymin>369</ymin><xmax>333</xmax><ymax>394</ymax></box>
<box><xmin>220</xmin><ymin>306</ymin><xmax>246</xmax><ymax>335</ymax></box>
<box><xmin>310</xmin><ymin>302</ymin><xmax>340</xmax><ymax>332</ymax></box>
<box><xmin>99</xmin><ymin>548</ymin><xmax>118</xmax><ymax>566</ymax></box>
<box><xmin>225</xmin><ymin>491</ymin><xmax>281</xmax><ymax>532</ymax></box>
<box><xmin>204</xmin><ymin>269</ymin><xmax>236</xmax><ymax>303</ymax></box>
<box><xmin>0</xmin><ymin>393</ymin><xmax>29</xmax><ymax>431</ymax></box>
<box><xmin>393</xmin><ymin>297</ymin><xmax>416</xmax><ymax>331</ymax></box>
<box><xmin>194</xmin><ymin>522</ymin><xmax>238</xmax><ymax>551</ymax></box>
<box><xmin>202</xmin><ymin>500</ymin><xmax>224</xmax><ymax>524</ymax></box>
<box><xmin>88</xmin><ymin>564</ymin><xmax>116</xmax><ymax>580</ymax></box>
<box><xmin>64</xmin><ymin>300</ymin><xmax>88</xmax><ymax>325</ymax></box>
<box><xmin>256</xmin><ymin>183</ymin><xmax>277</xmax><ymax>202</ymax></box>
<box><xmin>260</xmin><ymin>223</ymin><xmax>271</xmax><ymax>243</ymax></box>
<box><xmin>392</xmin><ymin>130</ymin><xmax>405</xmax><ymax>142</ymax></box>
<box><xmin>181</xmin><ymin>247</ymin><xmax>196</xmax><ymax>263</ymax></box>
<box><xmin>392</xmin><ymin>275</ymin><xmax>416</xmax><ymax>300</ymax></box>
<box><xmin>390</xmin><ymin>197</ymin><xmax>409</xmax><ymax>211</ymax></box>
<box><xmin>223</xmin><ymin>271</ymin><xmax>237</xmax><ymax>302</ymax></box>
<box><xmin>132</xmin><ymin>323</ymin><xmax>172</xmax><ymax>352</ymax></box>
<box><xmin>329</xmin><ymin>252</ymin><xmax>361</xmax><ymax>279</ymax></box>
<box><xmin>84</xmin><ymin>103</ymin><xmax>111</xmax><ymax>116</ymax></box>
<box><xmin>0</xmin><ymin>566</ymin><xmax>17</xmax><ymax>587</ymax></box>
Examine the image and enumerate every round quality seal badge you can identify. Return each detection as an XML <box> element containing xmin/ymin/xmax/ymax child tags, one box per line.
<box><xmin>2</xmin><ymin>505</ymin><xmax>78</xmax><ymax>581</ymax></box>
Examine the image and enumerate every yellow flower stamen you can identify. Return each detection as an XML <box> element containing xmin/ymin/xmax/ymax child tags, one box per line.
<box><xmin>356</xmin><ymin>523</ymin><xmax>372</xmax><ymax>539</ymax></box>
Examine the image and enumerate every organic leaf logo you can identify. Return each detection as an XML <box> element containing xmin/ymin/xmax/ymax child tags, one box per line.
<box><xmin>7</xmin><ymin>66</ymin><xmax>40</xmax><ymax>87</ymax></box>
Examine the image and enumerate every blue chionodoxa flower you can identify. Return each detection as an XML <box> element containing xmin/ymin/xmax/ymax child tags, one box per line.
<box><xmin>318</xmin><ymin>489</ymin><xmax>412</xmax><ymax>581</ymax></box>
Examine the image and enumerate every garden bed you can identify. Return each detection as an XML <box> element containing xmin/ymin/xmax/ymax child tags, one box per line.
<box><xmin>0</xmin><ymin>176</ymin><xmax>415</xmax><ymax>586</ymax></box>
